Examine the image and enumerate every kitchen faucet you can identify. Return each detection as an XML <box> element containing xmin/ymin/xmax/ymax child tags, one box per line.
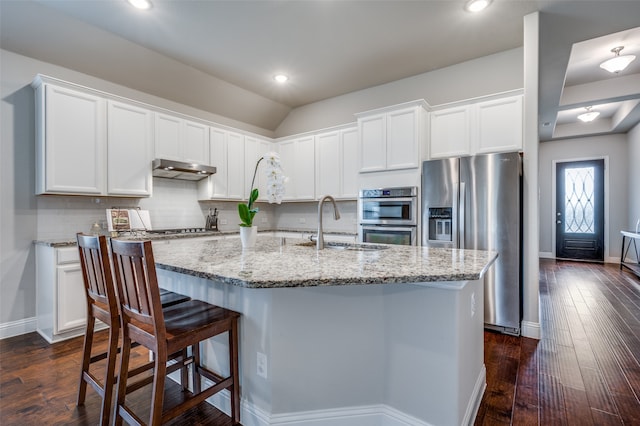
<box><xmin>317</xmin><ymin>195</ymin><xmax>341</xmax><ymax>250</ymax></box>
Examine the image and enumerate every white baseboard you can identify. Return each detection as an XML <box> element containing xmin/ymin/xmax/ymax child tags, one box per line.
<box><xmin>463</xmin><ymin>365</ymin><xmax>486</xmax><ymax>426</ymax></box>
<box><xmin>521</xmin><ymin>321</ymin><xmax>540</xmax><ymax>339</ymax></box>
<box><xmin>0</xmin><ymin>317</ymin><xmax>37</xmax><ymax>340</ymax></box>
<box><xmin>539</xmin><ymin>252</ymin><xmax>553</xmax><ymax>259</ymax></box>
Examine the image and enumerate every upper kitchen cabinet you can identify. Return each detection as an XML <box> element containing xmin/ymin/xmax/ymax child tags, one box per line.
<box><xmin>279</xmin><ymin>135</ymin><xmax>315</xmax><ymax>201</ymax></box>
<box><xmin>356</xmin><ymin>101</ymin><xmax>428</xmax><ymax>173</ymax></box>
<box><xmin>429</xmin><ymin>92</ymin><xmax>523</xmax><ymax>159</ymax></box>
<box><xmin>107</xmin><ymin>100</ymin><xmax>153</xmax><ymax>196</ymax></box>
<box><xmin>198</xmin><ymin>127</ymin><xmax>245</xmax><ymax>200</ymax></box>
<box><xmin>154</xmin><ymin>113</ymin><xmax>210</xmax><ymax>165</ymax></box>
<box><xmin>315</xmin><ymin>126</ymin><xmax>358</xmax><ymax>199</ymax></box>
<box><xmin>245</xmin><ymin>136</ymin><xmax>274</xmax><ymax>201</ymax></box>
<box><xmin>429</xmin><ymin>106</ymin><xmax>471</xmax><ymax>159</ymax></box>
<box><xmin>33</xmin><ymin>78</ymin><xmax>107</xmax><ymax>195</ymax></box>
<box><xmin>32</xmin><ymin>75</ymin><xmax>152</xmax><ymax>197</ymax></box>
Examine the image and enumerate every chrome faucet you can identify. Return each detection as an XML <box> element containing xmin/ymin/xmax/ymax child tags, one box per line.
<box><xmin>317</xmin><ymin>195</ymin><xmax>341</xmax><ymax>250</ymax></box>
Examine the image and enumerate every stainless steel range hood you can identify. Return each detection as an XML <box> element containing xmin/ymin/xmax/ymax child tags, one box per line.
<box><xmin>152</xmin><ymin>159</ymin><xmax>216</xmax><ymax>181</ymax></box>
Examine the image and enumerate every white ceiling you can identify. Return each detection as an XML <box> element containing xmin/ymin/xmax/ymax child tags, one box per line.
<box><xmin>1</xmin><ymin>0</ymin><xmax>640</xmax><ymax>139</ymax></box>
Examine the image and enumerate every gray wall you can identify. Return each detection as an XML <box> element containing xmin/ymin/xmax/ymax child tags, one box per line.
<box><xmin>629</xmin><ymin>123</ymin><xmax>640</xmax><ymax>231</ymax></box>
<box><xmin>275</xmin><ymin>48</ymin><xmax>524</xmax><ymax>137</ymax></box>
<box><xmin>538</xmin><ymin>134</ymin><xmax>629</xmax><ymax>261</ymax></box>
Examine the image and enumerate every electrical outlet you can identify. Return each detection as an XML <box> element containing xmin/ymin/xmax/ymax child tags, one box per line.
<box><xmin>261</xmin><ymin>217</ymin><xmax>268</xmax><ymax>224</ymax></box>
<box><xmin>299</xmin><ymin>218</ymin><xmax>306</xmax><ymax>224</ymax></box>
<box><xmin>220</xmin><ymin>219</ymin><xmax>228</xmax><ymax>225</ymax></box>
<box><xmin>257</xmin><ymin>352</ymin><xmax>268</xmax><ymax>379</ymax></box>
<box><xmin>471</xmin><ymin>292</ymin><xmax>476</xmax><ymax>317</ymax></box>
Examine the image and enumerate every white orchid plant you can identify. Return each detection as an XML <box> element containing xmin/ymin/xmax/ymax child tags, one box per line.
<box><xmin>238</xmin><ymin>152</ymin><xmax>286</xmax><ymax>227</ymax></box>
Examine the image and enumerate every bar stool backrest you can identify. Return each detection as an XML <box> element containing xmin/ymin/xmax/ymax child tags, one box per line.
<box><xmin>110</xmin><ymin>239</ymin><xmax>167</xmax><ymax>346</ymax></box>
<box><xmin>77</xmin><ymin>233</ymin><xmax>118</xmax><ymax>325</ymax></box>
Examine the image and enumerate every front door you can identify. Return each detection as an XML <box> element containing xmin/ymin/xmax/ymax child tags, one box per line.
<box><xmin>556</xmin><ymin>159</ymin><xmax>605</xmax><ymax>261</ymax></box>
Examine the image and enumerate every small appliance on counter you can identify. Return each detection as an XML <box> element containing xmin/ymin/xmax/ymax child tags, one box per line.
<box><xmin>205</xmin><ymin>208</ymin><xmax>219</xmax><ymax>231</ymax></box>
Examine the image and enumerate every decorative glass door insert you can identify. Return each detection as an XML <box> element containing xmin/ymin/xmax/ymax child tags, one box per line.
<box><xmin>564</xmin><ymin>166</ymin><xmax>595</xmax><ymax>234</ymax></box>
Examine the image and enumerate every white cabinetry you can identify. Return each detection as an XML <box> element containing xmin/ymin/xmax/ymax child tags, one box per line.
<box><xmin>429</xmin><ymin>93</ymin><xmax>523</xmax><ymax>159</ymax></box>
<box><xmin>36</xmin><ymin>244</ymin><xmax>103</xmax><ymax>343</ymax></box>
<box><xmin>474</xmin><ymin>95</ymin><xmax>523</xmax><ymax>154</ymax></box>
<box><xmin>357</xmin><ymin>101</ymin><xmax>427</xmax><ymax>173</ymax></box>
<box><xmin>32</xmin><ymin>75</ymin><xmax>152</xmax><ymax>197</ymax></box>
<box><xmin>279</xmin><ymin>136</ymin><xmax>315</xmax><ymax>201</ymax></box>
<box><xmin>154</xmin><ymin>113</ymin><xmax>209</xmax><ymax>165</ymax></box>
<box><xmin>429</xmin><ymin>106</ymin><xmax>471</xmax><ymax>159</ymax></box>
<box><xmin>245</xmin><ymin>136</ymin><xmax>274</xmax><ymax>201</ymax></box>
<box><xmin>316</xmin><ymin>126</ymin><xmax>358</xmax><ymax>199</ymax></box>
<box><xmin>107</xmin><ymin>100</ymin><xmax>153</xmax><ymax>196</ymax></box>
<box><xmin>198</xmin><ymin>128</ymin><xmax>245</xmax><ymax>200</ymax></box>
<box><xmin>34</xmin><ymin>81</ymin><xmax>106</xmax><ymax>195</ymax></box>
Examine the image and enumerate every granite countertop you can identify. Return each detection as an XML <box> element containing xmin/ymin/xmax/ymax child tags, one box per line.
<box><xmin>34</xmin><ymin>229</ymin><xmax>356</xmax><ymax>247</ymax></box>
<box><xmin>152</xmin><ymin>236</ymin><xmax>498</xmax><ymax>289</ymax></box>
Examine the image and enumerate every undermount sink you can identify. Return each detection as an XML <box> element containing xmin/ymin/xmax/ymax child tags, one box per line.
<box><xmin>296</xmin><ymin>241</ymin><xmax>389</xmax><ymax>251</ymax></box>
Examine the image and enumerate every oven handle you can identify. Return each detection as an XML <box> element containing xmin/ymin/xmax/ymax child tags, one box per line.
<box><xmin>361</xmin><ymin>225</ymin><xmax>416</xmax><ymax>232</ymax></box>
<box><xmin>360</xmin><ymin>197</ymin><xmax>416</xmax><ymax>203</ymax></box>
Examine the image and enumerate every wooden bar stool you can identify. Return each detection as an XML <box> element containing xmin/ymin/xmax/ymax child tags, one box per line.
<box><xmin>110</xmin><ymin>238</ymin><xmax>241</xmax><ymax>426</ymax></box>
<box><xmin>75</xmin><ymin>233</ymin><xmax>191</xmax><ymax>426</ymax></box>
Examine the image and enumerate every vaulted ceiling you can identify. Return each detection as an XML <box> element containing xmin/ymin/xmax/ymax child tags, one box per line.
<box><xmin>1</xmin><ymin>0</ymin><xmax>639</xmax><ymax>139</ymax></box>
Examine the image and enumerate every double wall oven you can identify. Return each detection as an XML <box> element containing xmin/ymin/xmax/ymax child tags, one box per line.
<box><xmin>358</xmin><ymin>186</ymin><xmax>418</xmax><ymax>245</ymax></box>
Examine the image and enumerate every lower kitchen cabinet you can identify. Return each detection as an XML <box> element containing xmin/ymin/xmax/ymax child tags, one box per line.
<box><xmin>35</xmin><ymin>244</ymin><xmax>105</xmax><ymax>343</ymax></box>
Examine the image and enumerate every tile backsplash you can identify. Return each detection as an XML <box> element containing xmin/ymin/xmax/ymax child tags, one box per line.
<box><xmin>36</xmin><ymin>178</ymin><xmax>356</xmax><ymax>240</ymax></box>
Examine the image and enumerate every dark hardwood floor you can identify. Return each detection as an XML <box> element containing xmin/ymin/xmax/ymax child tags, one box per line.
<box><xmin>1</xmin><ymin>259</ymin><xmax>640</xmax><ymax>425</ymax></box>
<box><xmin>476</xmin><ymin>259</ymin><xmax>640</xmax><ymax>425</ymax></box>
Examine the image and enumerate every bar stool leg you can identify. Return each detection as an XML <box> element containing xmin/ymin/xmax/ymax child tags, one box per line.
<box><xmin>230</xmin><ymin>319</ymin><xmax>240</xmax><ymax>424</ymax></box>
<box><xmin>76</xmin><ymin>315</ymin><xmax>95</xmax><ymax>406</ymax></box>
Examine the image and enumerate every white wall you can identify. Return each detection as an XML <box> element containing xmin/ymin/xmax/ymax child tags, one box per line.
<box><xmin>275</xmin><ymin>48</ymin><xmax>524</xmax><ymax>137</ymax></box>
<box><xmin>538</xmin><ymin>134</ymin><xmax>629</xmax><ymax>261</ymax></box>
<box><xmin>629</xmin><ymin>123</ymin><xmax>640</xmax><ymax>231</ymax></box>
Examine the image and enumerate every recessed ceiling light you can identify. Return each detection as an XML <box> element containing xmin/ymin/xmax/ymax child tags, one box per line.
<box><xmin>274</xmin><ymin>74</ymin><xmax>289</xmax><ymax>83</ymax></box>
<box><xmin>465</xmin><ymin>0</ymin><xmax>492</xmax><ymax>13</ymax></box>
<box><xmin>577</xmin><ymin>106</ymin><xmax>600</xmax><ymax>123</ymax></box>
<box><xmin>126</xmin><ymin>0</ymin><xmax>152</xmax><ymax>10</ymax></box>
<box><xmin>599</xmin><ymin>46</ymin><xmax>636</xmax><ymax>73</ymax></box>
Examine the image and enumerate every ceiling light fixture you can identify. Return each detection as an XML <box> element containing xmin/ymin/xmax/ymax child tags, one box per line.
<box><xmin>577</xmin><ymin>106</ymin><xmax>600</xmax><ymax>123</ymax></box>
<box><xmin>599</xmin><ymin>46</ymin><xmax>636</xmax><ymax>73</ymax></box>
<box><xmin>465</xmin><ymin>0</ymin><xmax>492</xmax><ymax>13</ymax></box>
<box><xmin>126</xmin><ymin>0</ymin><xmax>152</xmax><ymax>10</ymax></box>
<box><xmin>274</xmin><ymin>74</ymin><xmax>289</xmax><ymax>83</ymax></box>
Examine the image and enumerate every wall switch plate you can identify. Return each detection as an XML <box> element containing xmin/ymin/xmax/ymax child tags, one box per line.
<box><xmin>471</xmin><ymin>292</ymin><xmax>476</xmax><ymax>317</ymax></box>
<box><xmin>221</xmin><ymin>219</ymin><xmax>228</xmax><ymax>225</ymax></box>
<box><xmin>257</xmin><ymin>352</ymin><xmax>268</xmax><ymax>379</ymax></box>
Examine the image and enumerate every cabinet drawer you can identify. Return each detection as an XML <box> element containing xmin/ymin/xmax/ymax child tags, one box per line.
<box><xmin>57</xmin><ymin>247</ymin><xmax>80</xmax><ymax>264</ymax></box>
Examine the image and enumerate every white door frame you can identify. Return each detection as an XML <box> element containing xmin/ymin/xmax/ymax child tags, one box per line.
<box><xmin>551</xmin><ymin>155</ymin><xmax>610</xmax><ymax>261</ymax></box>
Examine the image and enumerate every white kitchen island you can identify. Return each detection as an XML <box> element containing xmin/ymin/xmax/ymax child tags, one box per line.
<box><xmin>151</xmin><ymin>236</ymin><xmax>497</xmax><ymax>426</ymax></box>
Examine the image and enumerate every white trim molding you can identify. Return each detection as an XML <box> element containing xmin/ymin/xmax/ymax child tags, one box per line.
<box><xmin>521</xmin><ymin>321</ymin><xmax>541</xmax><ymax>339</ymax></box>
<box><xmin>0</xmin><ymin>317</ymin><xmax>37</xmax><ymax>340</ymax></box>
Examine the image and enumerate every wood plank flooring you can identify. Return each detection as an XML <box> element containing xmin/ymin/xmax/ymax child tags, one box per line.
<box><xmin>1</xmin><ymin>259</ymin><xmax>639</xmax><ymax>425</ymax></box>
<box><xmin>476</xmin><ymin>259</ymin><xmax>640</xmax><ymax>425</ymax></box>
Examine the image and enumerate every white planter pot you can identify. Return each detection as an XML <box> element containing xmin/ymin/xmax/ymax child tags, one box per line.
<box><xmin>240</xmin><ymin>226</ymin><xmax>258</xmax><ymax>248</ymax></box>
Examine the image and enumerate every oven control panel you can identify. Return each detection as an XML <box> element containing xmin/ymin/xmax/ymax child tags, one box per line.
<box><xmin>359</xmin><ymin>187</ymin><xmax>417</xmax><ymax>198</ymax></box>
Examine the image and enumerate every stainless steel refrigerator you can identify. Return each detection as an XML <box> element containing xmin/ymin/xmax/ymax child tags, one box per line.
<box><xmin>421</xmin><ymin>152</ymin><xmax>522</xmax><ymax>335</ymax></box>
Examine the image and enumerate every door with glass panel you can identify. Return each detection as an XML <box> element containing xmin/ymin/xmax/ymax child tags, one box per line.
<box><xmin>556</xmin><ymin>159</ymin><xmax>604</xmax><ymax>261</ymax></box>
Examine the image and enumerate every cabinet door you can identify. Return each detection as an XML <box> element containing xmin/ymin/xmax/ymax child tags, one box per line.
<box><xmin>295</xmin><ymin>136</ymin><xmax>316</xmax><ymax>200</ymax></box>
<box><xmin>154</xmin><ymin>113</ymin><xmax>181</xmax><ymax>161</ymax></box>
<box><xmin>206</xmin><ymin>127</ymin><xmax>228</xmax><ymax>198</ymax></box>
<box><xmin>107</xmin><ymin>101</ymin><xmax>153</xmax><ymax>196</ymax></box>
<box><xmin>316</xmin><ymin>131</ymin><xmax>340</xmax><ymax>198</ymax></box>
<box><xmin>430</xmin><ymin>106</ymin><xmax>471</xmax><ymax>159</ymax></box>
<box><xmin>40</xmin><ymin>84</ymin><xmax>106</xmax><ymax>195</ymax></box>
<box><xmin>387</xmin><ymin>107</ymin><xmax>420</xmax><ymax>170</ymax></box>
<box><xmin>279</xmin><ymin>139</ymin><xmax>297</xmax><ymax>200</ymax></box>
<box><xmin>227</xmin><ymin>132</ymin><xmax>245</xmax><ymax>200</ymax></box>
<box><xmin>359</xmin><ymin>113</ymin><xmax>386</xmax><ymax>172</ymax></box>
<box><xmin>244</xmin><ymin>136</ymin><xmax>261</xmax><ymax>200</ymax></box>
<box><xmin>183</xmin><ymin>120</ymin><xmax>209</xmax><ymax>164</ymax></box>
<box><xmin>257</xmin><ymin>139</ymin><xmax>273</xmax><ymax>201</ymax></box>
<box><xmin>341</xmin><ymin>128</ymin><xmax>359</xmax><ymax>199</ymax></box>
<box><xmin>56</xmin><ymin>264</ymin><xmax>86</xmax><ymax>333</ymax></box>
<box><xmin>474</xmin><ymin>96</ymin><xmax>523</xmax><ymax>154</ymax></box>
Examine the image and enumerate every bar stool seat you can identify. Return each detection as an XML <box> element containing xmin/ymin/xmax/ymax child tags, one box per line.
<box><xmin>75</xmin><ymin>233</ymin><xmax>191</xmax><ymax>426</ymax></box>
<box><xmin>110</xmin><ymin>238</ymin><xmax>241</xmax><ymax>426</ymax></box>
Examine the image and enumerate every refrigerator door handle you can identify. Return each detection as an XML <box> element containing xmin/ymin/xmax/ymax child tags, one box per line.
<box><xmin>459</xmin><ymin>182</ymin><xmax>466</xmax><ymax>249</ymax></box>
